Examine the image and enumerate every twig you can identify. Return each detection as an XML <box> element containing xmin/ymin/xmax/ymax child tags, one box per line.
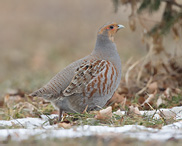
<box><xmin>3</xmin><ymin>113</ymin><xmax>25</xmax><ymax>128</ymax></box>
<box><xmin>136</xmin><ymin>76</ymin><xmax>153</xmax><ymax>95</ymax></box>
<box><xmin>147</xmin><ymin>103</ymin><xmax>166</xmax><ymax>124</ymax></box>
<box><xmin>125</xmin><ymin>58</ymin><xmax>143</xmax><ymax>87</ymax></box>
<box><xmin>12</xmin><ymin>119</ymin><xmax>25</xmax><ymax>128</ymax></box>
<box><xmin>136</xmin><ymin>42</ymin><xmax>154</xmax><ymax>85</ymax></box>
<box><xmin>123</xmin><ymin>57</ymin><xmax>133</xmax><ymax>72</ymax></box>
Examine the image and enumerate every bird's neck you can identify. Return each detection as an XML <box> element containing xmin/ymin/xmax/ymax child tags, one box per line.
<box><xmin>91</xmin><ymin>34</ymin><xmax>121</xmax><ymax>74</ymax></box>
<box><xmin>92</xmin><ymin>34</ymin><xmax>118</xmax><ymax>60</ymax></box>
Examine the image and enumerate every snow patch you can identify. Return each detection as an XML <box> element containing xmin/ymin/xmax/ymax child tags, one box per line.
<box><xmin>0</xmin><ymin>106</ymin><xmax>182</xmax><ymax>141</ymax></box>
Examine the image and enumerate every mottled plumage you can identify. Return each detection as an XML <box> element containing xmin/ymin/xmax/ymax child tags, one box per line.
<box><xmin>30</xmin><ymin>23</ymin><xmax>124</xmax><ymax>120</ymax></box>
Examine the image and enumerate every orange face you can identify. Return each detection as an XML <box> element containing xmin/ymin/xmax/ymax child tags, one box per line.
<box><xmin>98</xmin><ymin>23</ymin><xmax>124</xmax><ymax>42</ymax></box>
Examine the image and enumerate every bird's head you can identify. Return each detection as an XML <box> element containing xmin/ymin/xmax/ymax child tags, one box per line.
<box><xmin>98</xmin><ymin>22</ymin><xmax>124</xmax><ymax>42</ymax></box>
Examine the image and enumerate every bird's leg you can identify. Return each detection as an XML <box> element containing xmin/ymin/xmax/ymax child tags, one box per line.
<box><xmin>58</xmin><ymin>109</ymin><xmax>63</xmax><ymax>121</ymax></box>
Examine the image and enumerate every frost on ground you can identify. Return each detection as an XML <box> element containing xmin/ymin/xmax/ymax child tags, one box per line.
<box><xmin>0</xmin><ymin>106</ymin><xmax>182</xmax><ymax>142</ymax></box>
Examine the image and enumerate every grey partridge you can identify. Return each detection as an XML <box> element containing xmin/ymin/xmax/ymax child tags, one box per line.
<box><xmin>30</xmin><ymin>23</ymin><xmax>124</xmax><ymax>120</ymax></box>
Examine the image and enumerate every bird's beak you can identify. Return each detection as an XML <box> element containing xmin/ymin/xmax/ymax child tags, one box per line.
<box><xmin>117</xmin><ymin>24</ymin><xmax>125</xmax><ymax>29</ymax></box>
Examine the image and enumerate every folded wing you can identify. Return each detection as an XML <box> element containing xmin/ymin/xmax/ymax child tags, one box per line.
<box><xmin>63</xmin><ymin>59</ymin><xmax>118</xmax><ymax>98</ymax></box>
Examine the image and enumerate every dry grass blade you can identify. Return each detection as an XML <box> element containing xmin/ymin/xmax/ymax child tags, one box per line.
<box><xmin>125</xmin><ymin>58</ymin><xmax>142</xmax><ymax>87</ymax></box>
<box><xmin>136</xmin><ymin>77</ymin><xmax>153</xmax><ymax>95</ymax></box>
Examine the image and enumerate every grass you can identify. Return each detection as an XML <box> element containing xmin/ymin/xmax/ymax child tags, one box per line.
<box><xmin>0</xmin><ymin>93</ymin><xmax>179</xmax><ymax>129</ymax></box>
<box><xmin>63</xmin><ymin>112</ymin><xmax>167</xmax><ymax>128</ymax></box>
<box><xmin>158</xmin><ymin>95</ymin><xmax>182</xmax><ymax>108</ymax></box>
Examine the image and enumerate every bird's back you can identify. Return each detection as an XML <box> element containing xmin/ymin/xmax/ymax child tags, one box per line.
<box><xmin>30</xmin><ymin>55</ymin><xmax>92</xmax><ymax>99</ymax></box>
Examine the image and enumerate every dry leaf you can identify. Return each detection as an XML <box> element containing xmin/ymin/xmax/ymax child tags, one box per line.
<box><xmin>147</xmin><ymin>82</ymin><xmax>158</xmax><ymax>93</ymax></box>
<box><xmin>114</xmin><ymin>109</ymin><xmax>124</xmax><ymax>116</ymax></box>
<box><xmin>106</xmin><ymin>92</ymin><xmax>126</xmax><ymax>106</ymax></box>
<box><xmin>58</xmin><ymin>122</ymin><xmax>71</xmax><ymax>129</ymax></box>
<box><xmin>4</xmin><ymin>94</ymin><xmax>23</xmax><ymax>108</ymax></box>
<box><xmin>51</xmin><ymin>110</ymin><xmax>59</xmax><ymax>115</ymax></box>
<box><xmin>128</xmin><ymin>105</ymin><xmax>141</xmax><ymax>115</ymax></box>
<box><xmin>138</xmin><ymin>96</ymin><xmax>145</xmax><ymax>104</ymax></box>
<box><xmin>95</xmin><ymin>106</ymin><xmax>112</xmax><ymax>120</ymax></box>
<box><xmin>0</xmin><ymin>100</ymin><xmax>4</xmax><ymax>107</ymax></box>
<box><xmin>4</xmin><ymin>89</ymin><xmax>25</xmax><ymax>108</ymax></box>
<box><xmin>159</xmin><ymin>110</ymin><xmax>176</xmax><ymax>120</ymax></box>
<box><xmin>174</xmin><ymin>88</ymin><xmax>182</xmax><ymax>94</ymax></box>
<box><xmin>164</xmin><ymin>88</ymin><xmax>172</xmax><ymax>99</ymax></box>
<box><xmin>7</xmin><ymin>89</ymin><xmax>25</xmax><ymax>97</ymax></box>
<box><xmin>157</xmin><ymin>95</ymin><xmax>166</xmax><ymax>107</ymax></box>
<box><xmin>117</xmin><ymin>87</ymin><xmax>128</xmax><ymax>95</ymax></box>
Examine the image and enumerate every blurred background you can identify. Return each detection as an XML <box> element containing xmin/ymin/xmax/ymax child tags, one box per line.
<box><xmin>0</xmin><ymin>0</ymin><xmax>148</xmax><ymax>97</ymax></box>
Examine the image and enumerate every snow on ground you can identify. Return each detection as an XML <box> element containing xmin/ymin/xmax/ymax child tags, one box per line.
<box><xmin>0</xmin><ymin>106</ymin><xmax>182</xmax><ymax>141</ymax></box>
<box><xmin>114</xmin><ymin>106</ymin><xmax>182</xmax><ymax>120</ymax></box>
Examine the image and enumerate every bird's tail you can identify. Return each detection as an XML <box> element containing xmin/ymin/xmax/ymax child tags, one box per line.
<box><xmin>29</xmin><ymin>87</ymin><xmax>53</xmax><ymax>100</ymax></box>
<box><xmin>29</xmin><ymin>90</ymin><xmax>41</xmax><ymax>97</ymax></box>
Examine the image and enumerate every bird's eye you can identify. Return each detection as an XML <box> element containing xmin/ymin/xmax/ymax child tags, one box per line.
<box><xmin>109</xmin><ymin>26</ymin><xmax>114</xmax><ymax>29</ymax></box>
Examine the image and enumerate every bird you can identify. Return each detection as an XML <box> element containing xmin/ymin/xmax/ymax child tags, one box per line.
<box><xmin>30</xmin><ymin>22</ymin><xmax>124</xmax><ymax>120</ymax></box>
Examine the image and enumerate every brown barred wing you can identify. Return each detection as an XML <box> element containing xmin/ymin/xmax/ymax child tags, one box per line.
<box><xmin>63</xmin><ymin>60</ymin><xmax>118</xmax><ymax>98</ymax></box>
